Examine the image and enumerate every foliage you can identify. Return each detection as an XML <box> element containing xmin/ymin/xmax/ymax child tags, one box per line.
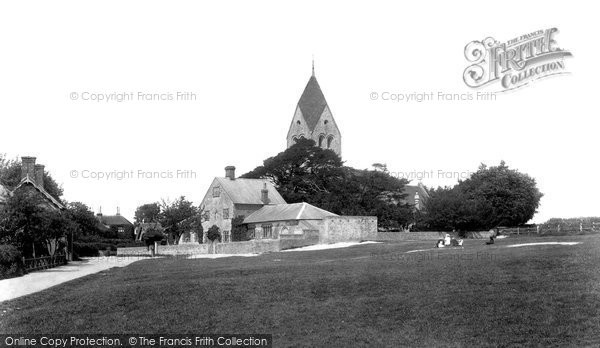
<box><xmin>420</xmin><ymin>161</ymin><xmax>543</xmax><ymax>231</ymax></box>
<box><xmin>206</xmin><ymin>225</ymin><xmax>221</xmax><ymax>242</ymax></box>
<box><xmin>0</xmin><ymin>244</ymin><xmax>24</xmax><ymax>279</ymax></box>
<box><xmin>158</xmin><ymin>196</ymin><xmax>199</xmax><ymax>244</ymax></box>
<box><xmin>134</xmin><ymin>203</ymin><xmax>161</xmax><ymax>224</ymax></box>
<box><xmin>65</xmin><ymin>201</ymin><xmax>101</xmax><ymax>238</ymax></box>
<box><xmin>231</xmin><ymin>216</ymin><xmax>249</xmax><ymax>242</ymax></box>
<box><xmin>241</xmin><ymin>140</ymin><xmax>414</xmax><ymax>230</ymax></box>
<box><xmin>0</xmin><ymin>189</ymin><xmax>72</xmax><ymax>257</ymax></box>
<box><xmin>142</xmin><ymin>226</ymin><xmax>166</xmax><ymax>247</ymax></box>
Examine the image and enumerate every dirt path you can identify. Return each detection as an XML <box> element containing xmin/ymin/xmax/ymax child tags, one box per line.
<box><xmin>0</xmin><ymin>257</ymin><xmax>143</xmax><ymax>302</ymax></box>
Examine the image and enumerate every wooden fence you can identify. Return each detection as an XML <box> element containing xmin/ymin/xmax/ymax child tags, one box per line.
<box><xmin>499</xmin><ymin>222</ymin><xmax>600</xmax><ymax>235</ymax></box>
<box><xmin>23</xmin><ymin>254</ymin><xmax>68</xmax><ymax>272</ymax></box>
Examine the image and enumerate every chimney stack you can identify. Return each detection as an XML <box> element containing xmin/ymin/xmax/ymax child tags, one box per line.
<box><xmin>21</xmin><ymin>156</ymin><xmax>36</xmax><ymax>180</ymax></box>
<box><xmin>34</xmin><ymin>164</ymin><xmax>45</xmax><ymax>188</ymax></box>
<box><xmin>261</xmin><ymin>183</ymin><xmax>270</xmax><ymax>204</ymax></box>
<box><xmin>225</xmin><ymin>166</ymin><xmax>236</xmax><ymax>180</ymax></box>
<box><xmin>116</xmin><ymin>206</ymin><xmax>120</xmax><ymax>216</ymax></box>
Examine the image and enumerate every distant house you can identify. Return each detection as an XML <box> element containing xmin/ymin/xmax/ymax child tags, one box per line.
<box><xmin>243</xmin><ymin>202</ymin><xmax>338</xmax><ymax>240</ymax></box>
<box><xmin>96</xmin><ymin>208</ymin><xmax>134</xmax><ymax>238</ymax></box>
<box><xmin>200</xmin><ymin>166</ymin><xmax>286</xmax><ymax>243</ymax></box>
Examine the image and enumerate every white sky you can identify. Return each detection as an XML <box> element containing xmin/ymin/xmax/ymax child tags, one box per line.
<box><xmin>0</xmin><ymin>1</ymin><xmax>597</xmax><ymax>223</ymax></box>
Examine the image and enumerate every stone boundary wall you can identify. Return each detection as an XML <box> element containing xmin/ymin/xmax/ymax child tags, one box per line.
<box><xmin>117</xmin><ymin>239</ymin><xmax>281</xmax><ymax>256</ymax></box>
<box><xmin>280</xmin><ymin>230</ymin><xmax>320</xmax><ymax>250</ymax></box>
<box><xmin>321</xmin><ymin>216</ymin><xmax>378</xmax><ymax>243</ymax></box>
<box><xmin>376</xmin><ymin>231</ymin><xmax>493</xmax><ymax>241</ymax></box>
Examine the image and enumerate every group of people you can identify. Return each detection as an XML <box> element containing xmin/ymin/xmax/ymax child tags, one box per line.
<box><xmin>435</xmin><ymin>234</ymin><xmax>463</xmax><ymax>248</ymax></box>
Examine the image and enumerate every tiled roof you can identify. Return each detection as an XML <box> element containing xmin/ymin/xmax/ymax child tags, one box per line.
<box><xmin>15</xmin><ymin>176</ymin><xmax>64</xmax><ymax>209</ymax></box>
<box><xmin>215</xmin><ymin>177</ymin><xmax>286</xmax><ymax>205</ymax></box>
<box><xmin>243</xmin><ymin>202</ymin><xmax>337</xmax><ymax>224</ymax></box>
<box><xmin>297</xmin><ymin>75</ymin><xmax>328</xmax><ymax>132</ymax></box>
<box><xmin>99</xmin><ymin>214</ymin><xmax>133</xmax><ymax>226</ymax></box>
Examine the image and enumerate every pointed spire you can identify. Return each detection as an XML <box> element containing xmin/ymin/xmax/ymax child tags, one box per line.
<box><xmin>312</xmin><ymin>55</ymin><xmax>315</xmax><ymax>76</ymax></box>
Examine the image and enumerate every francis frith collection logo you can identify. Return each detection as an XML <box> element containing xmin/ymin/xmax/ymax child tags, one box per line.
<box><xmin>463</xmin><ymin>28</ymin><xmax>572</xmax><ymax>91</ymax></box>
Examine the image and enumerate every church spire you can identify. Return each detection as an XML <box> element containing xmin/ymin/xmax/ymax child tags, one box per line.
<box><xmin>312</xmin><ymin>56</ymin><xmax>315</xmax><ymax>77</ymax></box>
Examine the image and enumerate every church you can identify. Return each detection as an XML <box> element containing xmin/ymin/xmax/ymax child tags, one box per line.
<box><xmin>286</xmin><ymin>63</ymin><xmax>342</xmax><ymax>158</ymax></box>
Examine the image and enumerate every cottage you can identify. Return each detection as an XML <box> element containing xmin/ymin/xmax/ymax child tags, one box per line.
<box><xmin>12</xmin><ymin>156</ymin><xmax>64</xmax><ymax>210</ymax></box>
<box><xmin>199</xmin><ymin>166</ymin><xmax>286</xmax><ymax>243</ymax></box>
<box><xmin>243</xmin><ymin>202</ymin><xmax>338</xmax><ymax>240</ymax></box>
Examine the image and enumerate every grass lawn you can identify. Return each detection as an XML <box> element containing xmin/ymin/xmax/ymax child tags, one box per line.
<box><xmin>1</xmin><ymin>234</ymin><xmax>600</xmax><ymax>347</ymax></box>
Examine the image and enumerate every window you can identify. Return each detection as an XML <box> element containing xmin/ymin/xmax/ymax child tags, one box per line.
<box><xmin>324</xmin><ymin>120</ymin><xmax>329</xmax><ymax>125</ymax></box>
<box><xmin>214</xmin><ymin>210</ymin><xmax>219</xmax><ymax>220</ymax></box>
<box><xmin>117</xmin><ymin>227</ymin><xmax>125</xmax><ymax>234</ymax></box>
<box><xmin>213</xmin><ymin>186</ymin><xmax>220</xmax><ymax>197</ymax></box>
<box><xmin>223</xmin><ymin>208</ymin><xmax>229</xmax><ymax>219</ymax></box>
<box><xmin>262</xmin><ymin>224</ymin><xmax>273</xmax><ymax>239</ymax></box>
<box><xmin>248</xmin><ymin>227</ymin><xmax>256</xmax><ymax>239</ymax></box>
<box><xmin>203</xmin><ymin>211</ymin><xmax>210</xmax><ymax>221</ymax></box>
<box><xmin>318</xmin><ymin>134</ymin><xmax>325</xmax><ymax>147</ymax></box>
<box><xmin>296</xmin><ymin>120</ymin><xmax>301</xmax><ymax>125</ymax></box>
<box><xmin>223</xmin><ymin>230</ymin><xmax>230</xmax><ymax>243</ymax></box>
<box><xmin>327</xmin><ymin>135</ymin><xmax>334</xmax><ymax>149</ymax></box>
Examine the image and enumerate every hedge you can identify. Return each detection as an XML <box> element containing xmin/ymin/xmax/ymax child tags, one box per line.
<box><xmin>0</xmin><ymin>244</ymin><xmax>25</xmax><ymax>279</ymax></box>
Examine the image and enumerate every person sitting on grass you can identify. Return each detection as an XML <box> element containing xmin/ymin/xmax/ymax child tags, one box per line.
<box><xmin>435</xmin><ymin>239</ymin><xmax>445</xmax><ymax>248</ymax></box>
<box><xmin>451</xmin><ymin>238</ymin><xmax>463</xmax><ymax>247</ymax></box>
<box><xmin>486</xmin><ymin>236</ymin><xmax>495</xmax><ymax>245</ymax></box>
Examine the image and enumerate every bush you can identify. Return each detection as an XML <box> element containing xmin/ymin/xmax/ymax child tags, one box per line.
<box><xmin>73</xmin><ymin>242</ymin><xmax>115</xmax><ymax>257</ymax></box>
<box><xmin>206</xmin><ymin>225</ymin><xmax>221</xmax><ymax>242</ymax></box>
<box><xmin>0</xmin><ymin>244</ymin><xmax>25</xmax><ymax>279</ymax></box>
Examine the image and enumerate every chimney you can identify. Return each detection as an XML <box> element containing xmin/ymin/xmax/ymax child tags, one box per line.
<box><xmin>34</xmin><ymin>164</ymin><xmax>45</xmax><ymax>188</ymax></box>
<box><xmin>225</xmin><ymin>166</ymin><xmax>236</xmax><ymax>180</ymax></box>
<box><xmin>21</xmin><ymin>156</ymin><xmax>36</xmax><ymax>180</ymax></box>
<box><xmin>116</xmin><ymin>206</ymin><xmax>120</xmax><ymax>216</ymax></box>
<box><xmin>96</xmin><ymin>206</ymin><xmax>103</xmax><ymax>221</ymax></box>
<box><xmin>261</xmin><ymin>183</ymin><xmax>270</xmax><ymax>204</ymax></box>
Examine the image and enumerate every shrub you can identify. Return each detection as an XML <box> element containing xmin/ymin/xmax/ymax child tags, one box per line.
<box><xmin>0</xmin><ymin>244</ymin><xmax>25</xmax><ymax>279</ymax></box>
<box><xmin>206</xmin><ymin>225</ymin><xmax>221</xmax><ymax>242</ymax></box>
<box><xmin>73</xmin><ymin>242</ymin><xmax>115</xmax><ymax>257</ymax></box>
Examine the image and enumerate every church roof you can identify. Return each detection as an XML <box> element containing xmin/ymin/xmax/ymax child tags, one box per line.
<box><xmin>297</xmin><ymin>75</ymin><xmax>328</xmax><ymax>132</ymax></box>
<box><xmin>214</xmin><ymin>177</ymin><xmax>286</xmax><ymax>205</ymax></box>
<box><xmin>243</xmin><ymin>202</ymin><xmax>337</xmax><ymax>224</ymax></box>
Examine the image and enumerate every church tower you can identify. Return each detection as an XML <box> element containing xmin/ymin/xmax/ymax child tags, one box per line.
<box><xmin>286</xmin><ymin>62</ymin><xmax>342</xmax><ymax>157</ymax></box>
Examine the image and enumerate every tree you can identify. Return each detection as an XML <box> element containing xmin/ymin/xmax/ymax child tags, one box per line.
<box><xmin>231</xmin><ymin>216</ymin><xmax>249</xmax><ymax>242</ymax></box>
<box><xmin>0</xmin><ymin>188</ymin><xmax>71</xmax><ymax>257</ymax></box>
<box><xmin>421</xmin><ymin>161</ymin><xmax>543</xmax><ymax>231</ymax></box>
<box><xmin>65</xmin><ymin>202</ymin><xmax>101</xmax><ymax>238</ymax></box>
<box><xmin>142</xmin><ymin>226</ymin><xmax>165</xmax><ymax>257</ymax></box>
<box><xmin>159</xmin><ymin>196</ymin><xmax>198</xmax><ymax>244</ymax></box>
<box><xmin>241</xmin><ymin>140</ymin><xmax>414</xmax><ymax>230</ymax></box>
<box><xmin>206</xmin><ymin>225</ymin><xmax>221</xmax><ymax>243</ymax></box>
<box><xmin>134</xmin><ymin>203</ymin><xmax>161</xmax><ymax>224</ymax></box>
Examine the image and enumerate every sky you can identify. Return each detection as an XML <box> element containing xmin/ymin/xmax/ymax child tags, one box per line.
<box><xmin>0</xmin><ymin>1</ymin><xmax>597</xmax><ymax>223</ymax></box>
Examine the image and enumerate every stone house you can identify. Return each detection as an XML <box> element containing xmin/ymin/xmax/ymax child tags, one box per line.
<box><xmin>243</xmin><ymin>202</ymin><xmax>338</xmax><ymax>241</ymax></box>
<box><xmin>199</xmin><ymin>166</ymin><xmax>286</xmax><ymax>243</ymax></box>
<box><xmin>286</xmin><ymin>65</ymin><xmax>342</xmax><ymax>157</ymax></box>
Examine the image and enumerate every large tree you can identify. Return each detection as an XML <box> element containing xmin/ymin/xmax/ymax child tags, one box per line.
<box><xmin>134</xmin><ymin>202</ymin><xmax>161</xmax><ymax>223</ymax></box>
<box><xmin>242</xmin><ymin>139</ymin><xmax>414</xmax><ymax>230</ymax></box>
<box><xmin>421</xmin><ymin>161</ymin><xmax>543</xmax><ymax>231</ymax></box>
<box><xmin>159</xmin><ymin>196</ymin><xmax>199</xmax><ymax>244</ymax></box>
<box><xmin>65</xmin><ymin>201</ymin><xmax>101</xmax><ymax>238</ymax></box>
